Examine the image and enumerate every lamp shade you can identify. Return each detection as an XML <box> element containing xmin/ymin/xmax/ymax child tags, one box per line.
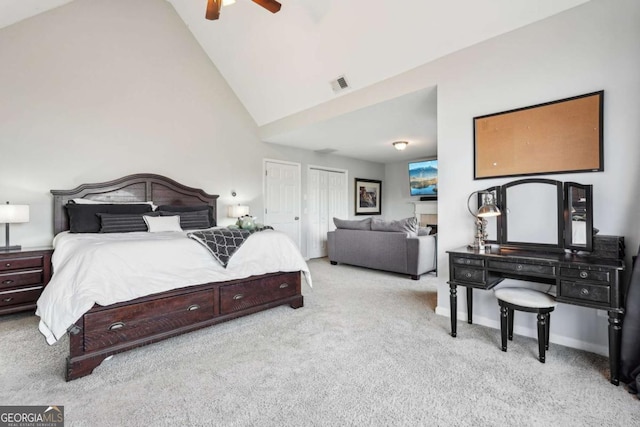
<box><xmin>0</xmin><ymin>204</ymin><xmax>29</xmax><ymax>224</ymax></box>
<box><xmin>227</xmin><ymin>205</ymin><xmax>249</xmax><ymax>218</ymax></box>
<box><xmin>477</xmin><ymin>203</ymin><xmax>501</xmax><ymax>218</ymax></box>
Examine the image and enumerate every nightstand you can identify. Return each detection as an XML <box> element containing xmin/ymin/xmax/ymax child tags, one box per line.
<box><xmin>0</xmin><ymin>247</ymin><xmax>53</xmax><ymax>315</ymax></box>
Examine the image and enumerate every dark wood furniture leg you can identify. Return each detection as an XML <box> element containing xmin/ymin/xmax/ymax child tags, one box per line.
<box><xmin>508</xmin><ymin>308</ymin><xmax>514</xmax><ymax>340</ymax></box>
<box><xmin>545</xmin><ymin>313</ymin><xmax>551</xmax><ymax>350</ymax></box>
<box><xmin>466</xmin><ymin>287</ymin><xmax>473</xmax><ymax>324</ymax></box>
<box><xmin>450</xmin><ymin>283</ymin><xmax>457</xmax><ymax>337</ymax></box>
<box><xmin>537</xmin><ymin>313</ymin><xmax>547</xmax><ymax>363</ymax></box>
<box><xmin>500</xmin><ymin>306</ymin><xmax>508</xmax><ymax>351</ymax></box>
<box><xmin>608</xmin><ymin>309</ymin><xmax>623</xmax><ymax>386</ymax></box>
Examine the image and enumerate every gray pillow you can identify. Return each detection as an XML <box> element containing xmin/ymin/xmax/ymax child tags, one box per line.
<box><xmin>418</xmin><ymin>226</ymin><xmax>432</xmax><ymax>236</ymax></box>
<box><xmin>333</xmin><ymin>217</ymin><xmax>371</xmax><ymax>230</ymax></box>
<box><xmin>371</xmin><ymin>217</ymin><xmax>418</xmax><ymax>235</ymax></box>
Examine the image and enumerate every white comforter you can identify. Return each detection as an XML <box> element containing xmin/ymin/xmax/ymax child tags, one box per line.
<box><xmin>36</xmin><ymin>229</ymin><xmax>311</xmax><ymax>345</ymax></box>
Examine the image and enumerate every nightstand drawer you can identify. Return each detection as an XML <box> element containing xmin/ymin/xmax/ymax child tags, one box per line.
<box><xmin>560</xmin><ymin>281</ymin><xmax>610</xmax><ymax>305</ymax></box>
<box><xmin>0</xmin><ymin>286</ymin><xmax>44</xmax><ymax>308</ymax></box>
<box><xmin>487</xmin><ymin>260</ymin><xmax>555</xmax><ymax>277</ymax></box>
<box><xmin>559</xmin><ymin>268</ymin><xmax>610</xmax><ymax>283</ymax></box>
<box><xmin>0</xmin><ymin>256</ymin><xmax>43</xmax><ymax>272</ymax></box>
<box><xmin>0</xmin><ymin>270</ymin><xmax>43</xmax><ymax>290</ymax></box>
<box><xmin>452</xmin><ymin>256</ymin><xmax>484</xmax><ymax>267</ymax></box>
<box><xmin>453</xmin><ymin>267</ymin><xmax>485</xmax><ymax>284</ymax></box>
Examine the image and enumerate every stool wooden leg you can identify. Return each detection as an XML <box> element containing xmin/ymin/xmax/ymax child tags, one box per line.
<box><xmin>537</xmin><ymin>313</ymin><xmax>546</xmax><ymax>363</ymax></box>
<box><xmin>508</xmin><ymin>308</ymin><xmax>514</xmax><ymax>340</ymax></box>
<box><xmin>545</xmin><ymin>313</ymin><xmax>551</xmax><ymax>350</ymax></box>
<box><xmin>500</xmin><ymin>305</ymin><xmax>508</xmax><ymax>352</ymax></box>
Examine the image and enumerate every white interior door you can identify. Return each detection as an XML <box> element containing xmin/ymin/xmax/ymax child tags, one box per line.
<box><xmin>307</xmin><ymin>167</ymin><xmax>347</xmax><ymax>258</ymax></box>
<box><xmin>264</xmin><ymin>160</ymin><xmax>301</xmax><ymax>250</ymax></box>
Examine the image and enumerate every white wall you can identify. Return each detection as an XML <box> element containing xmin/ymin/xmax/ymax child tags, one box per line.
<box><xmin>0</xmin><ymin>0</ymin><xmax>383</xmax><ymax>258</ymax></box>
<box><xmin>268</xmin><ymin>0</ymin><xmax>640</xmax><ymax>355</ymax></box>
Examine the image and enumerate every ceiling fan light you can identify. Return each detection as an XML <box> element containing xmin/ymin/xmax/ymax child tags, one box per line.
<box><xmin>393</xmin><ymin>141</ymin><xmax>409</xmax><ymax>151</ymax></box>
<box><xmin>222</xmin><ymin>0</ymin><xmax>236</xmax><ymax>5</ymax></box>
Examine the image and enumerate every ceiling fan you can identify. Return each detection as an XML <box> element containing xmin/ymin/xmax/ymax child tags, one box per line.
<box><xmin>206</xmin><ymin>0</ymin><xmax>282</xmax><ymax>20</ymax></box>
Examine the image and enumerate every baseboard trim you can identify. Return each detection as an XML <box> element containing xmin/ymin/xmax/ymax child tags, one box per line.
<box><xmin>435</xmin><ymin>305</ymin><xmax>608</xmax><ymax>357</ymax></box>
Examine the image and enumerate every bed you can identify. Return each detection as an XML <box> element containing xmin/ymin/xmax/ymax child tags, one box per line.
<box><xmin>38</xmin><ymin>173</ymin><xmax>307</xmax><ymax>381</ymax></box>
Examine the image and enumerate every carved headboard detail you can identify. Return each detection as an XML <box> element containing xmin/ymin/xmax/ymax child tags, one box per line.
<box><xmin>51</xmin><ymin>173</ymin><xmax>219</xmax><ymax>235</ymax></box>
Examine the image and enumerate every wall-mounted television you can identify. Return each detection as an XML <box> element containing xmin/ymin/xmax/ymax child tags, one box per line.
<box><xmin>409</xmin><ymin>159</ymin><xmax>438</xmax><ymax>200</ymax></box>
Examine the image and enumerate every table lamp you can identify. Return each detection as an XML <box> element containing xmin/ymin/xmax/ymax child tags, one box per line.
<box><xmin>467</xmin><ymin>191</ymin><xmax>500</xmax><ymax>252</ymax></box>
<box><xmin>0</xmin><ymin>202</ymin><xmax>30</xmax><ymax>251</ymax></box>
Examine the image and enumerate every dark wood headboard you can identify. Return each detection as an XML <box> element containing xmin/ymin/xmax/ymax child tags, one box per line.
<box><xmin>51</xmin><ymin>173</ymin><xmax>219</xmax><ymax>235</ymax></box>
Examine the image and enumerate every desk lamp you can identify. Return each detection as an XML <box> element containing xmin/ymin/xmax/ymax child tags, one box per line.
<box><xmin>467</xmin><ymin>191</ymin><xmax>501</xmax><ymax>252</ymax></box>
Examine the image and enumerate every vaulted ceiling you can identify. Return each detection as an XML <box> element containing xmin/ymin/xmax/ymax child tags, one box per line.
<box><xmin>1</xmin><ymin>0</ymin><xmax>590</xmax><ymax>162</ymax></box>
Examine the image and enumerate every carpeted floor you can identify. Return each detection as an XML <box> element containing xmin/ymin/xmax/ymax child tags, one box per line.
<box><xmin>1</xmin><ymin>258</ymin><xmax>637</xmax><ymax>426</ymax></box>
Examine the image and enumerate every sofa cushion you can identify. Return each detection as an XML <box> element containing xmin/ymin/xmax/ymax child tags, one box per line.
<box><xmin>333</xmin><ymin>217</ymin><xmax>371</xmax><ymax>230</ymax></box>
<box><xmin>371</xmin><ymin>217</ymin><xmax>418</xmax><ymax>235</ymax></box>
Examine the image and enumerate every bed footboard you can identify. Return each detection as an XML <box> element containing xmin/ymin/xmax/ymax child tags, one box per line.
<box><xmin>65</xmin><ymin>271</ymin><xmax>303</xmax><ymax>381</ymax></box>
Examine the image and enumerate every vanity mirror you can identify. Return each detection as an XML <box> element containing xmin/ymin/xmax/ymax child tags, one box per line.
<box><xmin>564</xmin><ymin>182</ymin><xmax>593</xmax><ymax>251</ymax></box>
<box><xmin>477</xmin><ymin>178</ymin><xmax>593</xmax><ymax>252</ymax></box>
<box><xmin>502</xmin><ymin>179</ymin><xmax>564</xmax><ymax>251</ymax></box>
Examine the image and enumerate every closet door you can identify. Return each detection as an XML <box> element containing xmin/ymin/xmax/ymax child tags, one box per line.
<box><xmin>307</xmin><ymin>168</ymin><xmax>347</xmax><ymax>259</ymax></box>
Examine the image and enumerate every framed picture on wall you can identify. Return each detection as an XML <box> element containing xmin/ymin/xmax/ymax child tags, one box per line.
<box><xmin>355</xmin><ymin>178</ymin><xmax>382</xmax><ymax>215</ymax></box>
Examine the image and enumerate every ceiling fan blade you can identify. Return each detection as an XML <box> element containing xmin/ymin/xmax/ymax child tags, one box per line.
<box><xmin>251</xmin><ymin>0</ymin><xmax>282</xmax><ymax>14</ymax></box>
<box><xmin>206</xmin><ymin>0</ymin><xmax>221</xmax><ymax>20</ymax></box>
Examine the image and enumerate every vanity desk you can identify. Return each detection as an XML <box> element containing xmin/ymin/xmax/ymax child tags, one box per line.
<box><xmin>447</xmin><ymin>243</ymin><xmax>625</xmax><ymax>385</ymax></box>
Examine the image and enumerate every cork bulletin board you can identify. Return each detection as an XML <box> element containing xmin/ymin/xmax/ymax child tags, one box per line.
<box><xmin>473</xmin><ymin>91</ymin><xmax>604</xmax><ymax>179</ymax></box>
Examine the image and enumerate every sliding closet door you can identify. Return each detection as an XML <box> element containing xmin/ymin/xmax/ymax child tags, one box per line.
<box><xmin>308</xmin><ymin>167</ymin><xmax>347</xmax><ymax>259</ymax></box>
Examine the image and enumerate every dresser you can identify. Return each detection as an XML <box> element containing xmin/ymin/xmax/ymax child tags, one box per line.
<box><xmin>447</xmin><ymin>245</ymin><xmax>625</xmax><ymax>385</ymax></box>
<box><xmin>0</xmin><ymin>247</ymin><xmax>53</xmax><ymax>315</ymax></box>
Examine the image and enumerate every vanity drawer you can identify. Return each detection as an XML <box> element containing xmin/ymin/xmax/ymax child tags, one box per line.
<box><xmin>0</xmin><ymin>286</ymin><xmax>44</xmax><ymax>308</ymax></box>
<box><xmin>453</xmin><ymin>267</ymin><xmax>485</xmax><ymax>284</ymax></box>
<box><xmin>452</xmin><ymin>256</ymin><xmax>484</xmax><ymax>267</ymax></box>
<box><xmin>559</xmin><ymin>268</ymin><xmax>610</xmax><ymax>283</ymax></box>
<box><xmin>560</xmin><ymin>280</ymin><xmax>610</xmax><ymax>305</ymax></box>
<box><xmin>220</xmin><ymin>274</ymin><xmax>298</xmax><ymax>314</ymax></box>
<box><xmin>0</xmin><ymin>270</ymin><xmax>43</xmax><ymax>290</ymax></box>
<box><xmin>83</xmin><ymin>290</ymin><xmax>215</xmax><ymax>352</ymax></box>
<box><xmin>487</xmin><ymin>260</ymin><xmax>555</xmax><ymax>277</ymax></box>
<box><xmin>0</xmin><ymin>256</ymin><xmax>43</xmax><ymax>272</ymax></box>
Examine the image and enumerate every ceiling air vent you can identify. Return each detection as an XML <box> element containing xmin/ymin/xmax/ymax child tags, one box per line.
<box><xmin>330</xmin><ymin>75</ymin><xmax>350</xmax><ymax>93</ymax></box>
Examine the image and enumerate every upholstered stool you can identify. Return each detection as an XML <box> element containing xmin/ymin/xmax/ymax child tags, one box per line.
<box><xmin>494</xmin><ymin>287</ymin><xmax>557</xmax><ymax>363</ymax></box>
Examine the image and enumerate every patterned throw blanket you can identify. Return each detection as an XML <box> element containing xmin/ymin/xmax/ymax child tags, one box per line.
<box><xmin>187</xmin><ymin>226</ymin><xmax>273</xmax><ymax>267</ymax></box>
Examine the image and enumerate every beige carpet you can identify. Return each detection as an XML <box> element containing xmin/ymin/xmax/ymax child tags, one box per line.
<box><xmin>1</xmin><ymin>258</ymin><xmax>637</xmax><ymax>426</ymax></box>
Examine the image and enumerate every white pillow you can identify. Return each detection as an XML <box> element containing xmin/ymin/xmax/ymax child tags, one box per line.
<box><xmin>71</xmin><ymin>198</ymin><xmax>157</xmax><ymax>210</ymax></box>
<box><xmin>143</xmin><ymin>215</ymin><xmax>182</xmax><ymax>232</ymax></box>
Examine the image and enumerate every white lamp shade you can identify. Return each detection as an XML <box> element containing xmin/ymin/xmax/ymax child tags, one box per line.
<box><xmin>227</xmin><ymin>205</ymin><xmax>249</xmax><ymax>218</ymax></box>
<box><xmin>0</xmin><ymin>204</ymin><xmax>29</xmax><ymax>223</ymax></box>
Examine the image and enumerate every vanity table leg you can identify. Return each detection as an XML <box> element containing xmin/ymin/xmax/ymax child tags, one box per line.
<box><xmin>608</xmin><ymin>310</ymin><xmax>623</xmax><ymax>386</ymax></box>
<box><xmin>450</xmin><ymin>283</ymin><xmax>457</xmax><ymax>337</ymax></box>
<box><xmin>467</xmin><ymin>287</ymin><xmax>473</xmax><ymax>324</ymax></box>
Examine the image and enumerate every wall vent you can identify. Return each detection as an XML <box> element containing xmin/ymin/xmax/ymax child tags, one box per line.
<box><xmin>315</xmin><ymin>148</ymin><xmax>338</xmax><ymax>155</ymax></box>
<box><xmin>330</xmin><ymin>75</ymin><xmax>350</xmax><ymax>93</ymax></box>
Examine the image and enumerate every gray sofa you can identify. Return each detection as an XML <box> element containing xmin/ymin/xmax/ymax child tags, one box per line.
<box><xmin>327</xmin><ymin>217</ymin><xmax>437</xmax><ymax>280</ymax></box>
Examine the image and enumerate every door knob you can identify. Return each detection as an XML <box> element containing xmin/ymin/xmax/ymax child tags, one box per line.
<box><xmin>294</xmin><ymin>216</ymin><xmax>300</xmax><ymax>220</ymax></box>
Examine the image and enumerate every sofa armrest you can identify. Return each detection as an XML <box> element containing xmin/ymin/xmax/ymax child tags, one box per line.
<box><xmin>406</xmin><ymin>234</ymin><xmax>437</xmax><ymax>275</ymax></box>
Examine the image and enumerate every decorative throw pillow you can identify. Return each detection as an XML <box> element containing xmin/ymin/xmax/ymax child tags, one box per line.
<box><xmin>333</xmin><ymin>217</ymin><xmax>371</xmax><ymax>230</ymax></box>
<box><xmin>143</xmin><ymin>215</ymin><xmax>182</xmax><ymax>232</ymax></box>
<box><xmin>65</xmin><ymin>203</ymin><xmax>153</xmax><ymax>233</ymax></box>
<box><xmin>371</xmin><ymin>217</ymin><xmax>418</xmax><ymax>235</ymax></box>
<box><xmin>159</xmin><ymin>209</ymin><xmax>211</xmax><ymax>230</ymax></box>
<box><xmin>418</xmin><ymin>226</ymin><xmax>432</xmax><ymax>236</ymax></box>
<box><xmin>158</xmin><ymin>205</ymin><xmax>214</xmax><ymax>227</ymax></box>
<box><xmin>98</xmin><ymin>212</ymin><xmax>160</xmax><ymax>233</ymax></box>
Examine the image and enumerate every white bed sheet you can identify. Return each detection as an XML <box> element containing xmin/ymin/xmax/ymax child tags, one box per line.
<box><xmin>36</xmin><ymin>229</ymin><xmax>311</xmax><ymax>345</ymax></box>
